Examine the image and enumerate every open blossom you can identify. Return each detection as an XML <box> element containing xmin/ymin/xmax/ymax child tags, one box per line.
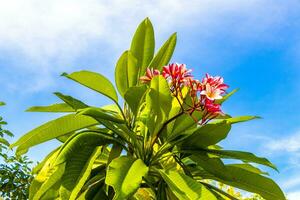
<box><xmin>200</xmin><ymin>73</ymin><xmax>229</xmax><ymax>100</ymax></box>
<box><xmin>200</xmin><ymin>84</ymin><xmax>223</xmax><ymax>100</ymax></box>
<box><xmin>140</xmin><ymin>68</ymin><xmax>160</xmax><ymax>83</ymax></box>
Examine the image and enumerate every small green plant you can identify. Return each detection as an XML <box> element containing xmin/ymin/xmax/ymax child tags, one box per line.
<box><xmin>0</xmin><ymin>102</ymin><xmax>33</xmax><ymax>199</ymax></box>
<box><xmin>12</xmin><ymin>18</ymin><xmax>285</xmax><ymax>200</ymax></box>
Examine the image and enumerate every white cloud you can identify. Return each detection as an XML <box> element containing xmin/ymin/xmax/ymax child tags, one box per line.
<box><xmin>0</xmin><ymin>0</ymin><xmax>298</xmax><ymax>92</ymax></box>
<box><xmin>0</xmin><ymin>0</ymin><xmax>294</xmax><ymax>59</ymax></box>
<box><xmin>264</xmin><ymin>130</ymin><xmax>300</xmax><ymax>192</ymax></box>
<box><xmin>267</xmin><ymin>131</ymin><xmax>300</xmax><ymax>153</ymax></box>
<box><xmin>282</xmin><ymin>175</ymin><xmax>300</xmax><ymax>190</ymax></box>
<box><xmin>287</xmin><ymin>191</ymin><xmax>300</xmax><ymax>200</ymax></box>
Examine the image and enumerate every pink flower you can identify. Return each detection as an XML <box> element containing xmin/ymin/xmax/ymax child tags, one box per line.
<box><xmin>200</xmin><ymin>73</ymin><xmax>228</xmax><ymax>100</ymax></box>
<box><xmin>200</xmin><ymin>84</ymin><xmax>223</xmax><ymax>100</ymax></box>
<box><xmin>204</xmin><ymin>99</ymin><xmax>222</xmax><ymax>114</ymax></box>
<box><xmin>162</xmin><ymin>63</ymin><xmax>192</xmax><ymax>86</ymax></box>
<box><xmin>201</xmin><ymin>98</ymin><xmax>223</xmax><ymax>124</ymax></box>
<box><xmin>140</xmin><ymin>68</ymin><xmax>160</xmax><ymax>83</ymax></box>
<box><xmin>162</xmin><ymin>63</ymin><xmax>193</xmax><ymax>96</ymax></box>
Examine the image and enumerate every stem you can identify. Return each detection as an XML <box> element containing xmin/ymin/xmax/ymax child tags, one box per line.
<box><xmin>150</xmin><ymin>111</ymin><xmax>184</xmax><ymax>148</ymax></box>
<box><xmin>175</xmin><ymin>95</ymin><xmax>184</xmax><ymax>111</ymax></box>
<box><xmin>173</xmin><ymin>155</ymin><xmax>193</xmax><ymax>177</ymax></box>
<box><xmin>115</xmin><ymin>101</ymin><xmax>130</xmax><ymax>128</ymax></box>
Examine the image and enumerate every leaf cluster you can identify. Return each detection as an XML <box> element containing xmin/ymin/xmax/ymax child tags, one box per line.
<box><xmin>0</xmin><ymin>103</ymin><xmax>33</xmax><ymax>200</ymax></box>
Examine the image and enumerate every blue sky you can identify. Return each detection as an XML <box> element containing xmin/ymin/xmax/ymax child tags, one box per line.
<box><xmin>0</xmin><ymin>0</ymin><xmax>300</xmax><ymax>198</ymax></box>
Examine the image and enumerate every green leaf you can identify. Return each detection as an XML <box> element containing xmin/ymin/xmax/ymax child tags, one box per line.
<box><xmin>223</xmin><ymin>116</ymin><xmax>260</xmax><ymax>124</ymax></box>
<box><xmin>11</xmin><ymin>114</ymin><xmax>99</xmax><ymax>155</ymax></box>
<box><xmin>0</xmin><ymin>101</ymin><xmax>5</xmax><ymax>106</ymax></box>
<box><xmin>159</xmin><ymin>169</ymin><xmax>217</xmax><ymax>200</ymax></box>
<box><xmin>107</xmin><ymin>144</ymin><xmax>123</xmax><ymax>165</ymax></box>
<box><xmin>77</xmin><ymin>107</ymin><xmax>125</xmax><ymax>123</ymax></box>
<box><xmin>191</xmin><ymin>154</ymin><xmax>286</xmax><ymax>200</ymax></box>
<box><xmin>149</xmin><ymin>33</ymin><xmax>177</xmax><ymax>70</ymax></box>
<box><xmin>62</xmin><ymin>70</ymin><xmax>118</xmax><ymax>103</ymax></box>
<box><xmin>66</xmin><ymin>146</ymin><xmax>103</xmax><ymax>200</ymax></box>
<box><xmin>56</xmin><ymin>132</ymin><xmax>74</xmax><ymax>143</ymax></box>
<box><xmin>144</xmin><ymin>75</ymin><xmax>172</xmax><ymax>135</ymax></box>
<box><xmin>183</xmin><ymin>121</ymin><xmax>231</xmax><ymax>149</ymax></box>
<box><xmin>221</xmin><ymin>166</ymin><xmax>285</xmax><ymax>200</ymax></box>
<box><xmin>130</xmin><ymin>18</ymin><xmax>155</xmax><ymax>78</ymax></box>
<box><xmin>168</xmin><ymin>111</ymin><xmax>202</xmax><ymax>141</ymax></box>
<box><xmin>203</xmin><ymin>149</ymin><xmax>277</xmax><ymax>171</ymax></box>
<box><xmin>54</xmin><ymin>92</ymin><xmax>88</xmax><ymax>110</ymax></box>
<box><xmin>26</xmin><ymin>103</ymin><xmax>75</xmax><ymax>112</ymax></box>
<box><xmin>149</xmin><ymin>75</ymin><xmax>172</xmax><ymax>118</ymax></box>
<box><xmin>54</xmin><ymin>131</ymin><xmax>119</xmax><ymax>166</ymax></box>
<box><xmin>33</xmin><ymin>163</ymin><xmax>66</xmax><ymax>200</ymax></box>
<box><xmin>77</xmin><ymin>178</ymin><xmax>106</xmax><ymax>200</ymax></box>
<box><xmin>49</xmin><ymin>131</ymin><xmax>117</xmax><ymax>199</ymax></box>
<box><xmin>215</xmin><ymin>88</ymin><xmax>239</xmax><ymax>104</ymax></box>
<box><xmin>0</xmin><ymin>138</ymin><xmax>10</xmax><ymax>147</ymax></box>
<box><xmin>105</xmin><ymin>156</ymin><xmax>148</xmax><ymax>200</ymax></box>
<box><xmin>226</xmin><ymin>164</ymin><xmax>269</xmax><ymax>175</ymax></box>
<box><xmin>124</xmin><ymin>85</ymin><xmax>148</xmax><ymax>116</ymax></box>
<box><xmin>132</xmin><ymin>188</ymin><xmax>156</xmax><ymax>200</ymax></box>
<box><xmin>30</xmin><ymin>149</ymin><xmax>64</xmax><ymax>200</ymax></box>
<box><xmin>115</xmin><ymin>51</ymin><xmax>138</xmax><ymax>96</ymax></box>
<box><xmin>32</xmin><ymin>147</ymin><xmax>60</xmax><ymax>174</ymax></box>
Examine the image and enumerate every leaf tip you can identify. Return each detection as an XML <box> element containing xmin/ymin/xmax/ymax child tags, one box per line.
<box><xmin>61</xmin><ymin>72</ymin><xmax>68</xmax><ymax>77</ymax></box>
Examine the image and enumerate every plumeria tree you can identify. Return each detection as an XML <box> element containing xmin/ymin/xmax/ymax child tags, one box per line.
<box><xmin>12</xmin><ymin>18</ymin><xmax>285</xmax><ymax>200</ymax></box>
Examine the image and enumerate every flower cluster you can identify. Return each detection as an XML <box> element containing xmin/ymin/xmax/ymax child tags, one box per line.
<box><xmin>140</xmin><ymin>63</ymin><xmax>229</xmax><ymax>124</ymax></box>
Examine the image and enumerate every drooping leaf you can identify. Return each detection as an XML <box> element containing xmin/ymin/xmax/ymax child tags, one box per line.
<box><xmin>223</xmin><ymin>116</ymin><xmax>260</xmax><ymax>124</ymax></box>
<box><xmin>191</xmin><ymin>154</ymin><xmax>286</xmax><ymax>200</ymax></box>
<box><xmin>226</xmin><ymin>164</ymin><xmax>269</xmax><ymax>175</ymax></box>
<box><xmin>62</xmin><ymin>70</ymin><xmax>118</xmax><ymax>103</ymax></box>
<box><xmin>30</xmin><ymin>148</ymin><xmax>64</xmax><ymax>200</ymax></box>
<box><xmin>77</xmin><ymin>178</ymin><xmax>105</xmax><ymax>200</ymax></box>
<box><xmin>159</xmin><ymin>169</ymin><xmax>217</xmax><ymax>200</ymax></box>
<box><xmin>54</xmin><ymin>131</ymin><xmax>119</xmax><ymax>166</ymax></box>
<box><xmin>56</xmin><ymin>132</ymin><xmax>75</xmax><ymax>143</ymax></box>
<box><xmin>32</xmin><ymin>147</ymin><xmax>60</xmax><ymax>174</ymax></box>
<box><xmin>0</xmin><ymin>138</ymin><xmax>10</xmax><ymax>147</ymax></box>
<box><xmin>203</xmin><ymin>149</ymin><xmax>277</xmax><ymax>171</ymax></box>
<box><xmin>107</xmin><ymin>144</ymin><xmax>123</xmax><ymax>165</ymax></box>
<box><xmin>11</xmin><ymin>114</ymin><xmax>99</xmax><ymax>155</ymax></box>
<box><xmin>48</xmin><ymin>132</ymin><xmax>118</xmax><ymax>199</ymax></box>
<box><xmin>77</xmin><ymin>107</ymin><xmax>125</xmax><ymax>123</ymax></box>
<box><xmin>130</xmin><ymin>18</ymin><xmax>155</xmax><ymax>78</ymax></box>
<box><xmin>149</xmin><ymin>33</ymin><xmax>177</xmax><ymax>70</ymax></box>
<box><xmin>26</xmin><ymin>103</ymin><xmax>75</xmax><ymax>112</ymax></box>
<box><xmin>66</xmin><ymin>147</ymin><xmax>103</xmax><ymax>200</ymax></box>
<box><xmin>124</xmin><ymin>85</ymin><xmax>148</xmax><ymax>115</ymax></box>
<box><xmin>105</xmin><ymin>156</ymin><xmax>148</xmax><ymax>200</ymax></box>
<box><xmin>33</xmin><ymin>163</ymin><xmax>66</xmax><ymax>200</ymax></box>
<box><xmin>115</xmin><ymin>51</ymin><xmax>138</xmax><ymax>96</ymax></box>
<box><xmin>182</xmin><ymin>121</ymin><xmax>231</xmax><ymax>149</ymax></box>
<box><xmin>54</xmin><ymin>92</ymin><xmax>88</xmax><ymax>110</ymax></box>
